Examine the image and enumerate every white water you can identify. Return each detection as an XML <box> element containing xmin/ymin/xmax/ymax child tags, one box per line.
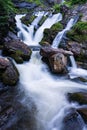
<box><xmin>15</xmin><ymin>12</ymin><xmax>87</xmax><ymax>130</ymax></box>
<box><xmin>15</xmin><ymin>13</ymin><xmax>62</xmax><ymax>46</ymax></box>
<box><xmin>52</xmin><ymin>18</ymin><xmax>75</xmax><ymax>48</ymax></box>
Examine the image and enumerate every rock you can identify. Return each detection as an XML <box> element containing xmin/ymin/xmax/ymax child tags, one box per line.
<box><xmin>49</xmin><ymin>53</ymin><xmax>67</xmax><ymax>73</ymax></box>
<box><xmin>14</xmin><ymin>2</ymin><xmax>37</xmax><ymax>9</ymax></box>
<box><xmin>46</xmin><ymin>0</ymin><xmax>62</xmax><ymax>4</ymax></box>
<box><xmin>67</xmin><ymin>92</ymin><xmax>87</xmax><ymax>105</ymax></box>
<box><xmin>62</xmin><ymin>108</ymin><xmax>85</xmax><ymax>130</ymax></box>
<box><xmin>40</xmin><ymin>46</ymin><xmax>73</xmax><ymax>74</ymax></box>
<box><xmin>0</xmin><ymin>57</ymin><xmax>19</xmax><ymax>86</ymax></box>
<box><xmin>80</xmin><ymin>3</ymin><xmax>87</xmax><ymax>22</ymax></box>
<box><xmin>73</xmin><ymin>41</ymin><xmax>87</xmax><ymax>69</ymax></box>
<box><xmin>3</xmin><ymin>40</ymin><xmax>32</xmax><ymax>63</ymax></box>
<box><xmin>66</xmin><ymin>41</ymin><xmax>81</xmax><ymax>56</ymax></box>
<box><xmin>40</xmin><ymin>46</ymin><xmax>73</xmax><ymax>58</ymax></box>
<box><xmin>77</xmin><ymin>106</ymin><xmax>87</xmax><ymax>123</ymax></box>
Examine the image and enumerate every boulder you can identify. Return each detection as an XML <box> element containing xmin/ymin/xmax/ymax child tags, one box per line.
<box><xmin>62</xmin><ymin>108</ymin><xmax>85</xmax><ymax>130</ymax></box>
<box><xmin>49</xmin><ymin>53</ymin><xmax>67</xmax><ymax>73</ymax></box>
<box><xmin>40</xmin><ymin>46</ymin><xmax>73</xmax><ymax>73</ymax></box>
<box><xmin>77</xmin><ymin>106</ymin><xmax>87</xmax><ymax>123</ymax></box>
<box><xmin>0</xmin><ymin>57</ymin><xmax>19</xmax><ymax>86</ymax></box>
<box><xmin>67</xmin><ymin>92</ymin><xmax>87</xmax><ymax>105</ymax></box>
<box><xmin>3</xmin><ymin>40</ymin><xmax>32</xmax><ymax>63</ymax></box>
<box><xmin>40</xmin><ymin>46</ymin><xmax>73</xmax><ymax>58</ymax></box>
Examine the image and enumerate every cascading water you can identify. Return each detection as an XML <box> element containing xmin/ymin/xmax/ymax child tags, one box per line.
<box><xmin>51</xmin><ymin>16</ymin><xmax>87</xmax><ymax>79</ymax></box>
<box><xmin>15</xmin><ymin>12</ymin><xmax>87</xmax><ymax>130</ymax></box>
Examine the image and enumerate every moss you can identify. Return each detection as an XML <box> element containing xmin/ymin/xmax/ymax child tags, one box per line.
<box><xmin>68</xmin><ymin>92</ymin><xmax>87</xmax><ymax>105</ymax></box>
<box><xmin>40</xmin><ymin>22</ymin><xmax>63</xmax><ymax>45</ymax></box>
<box><xmin>67</xmin><ymin>22</ymin><xmax>87</xmax><ymax>43</ymax></box>
<box><xmin>53</xmin><ymin>4</ymin><xmax>61</xmax><ymax>13</ymax></box>
<box><xmin>51</xmin><ymin>22</ymin><xmax>63</xmax><ymax>31</ymax></box>
<box><xmin>21</xmin><ymin>15</ymin><xmax>36</xmax><ymax>26</ymax></box>
<box><xmin>11</xmin><ymin>54</ymin><xmax>23</xmax><ymax>64</ymax></box>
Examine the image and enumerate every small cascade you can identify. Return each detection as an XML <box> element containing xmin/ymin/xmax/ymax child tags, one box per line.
<box><xmin>69</xmin><ymin>56</ymin><xmax>77</xmax><ymax>68</ymax></box>
<box><xmin>34</xmin><ymin>13</ymin><xmax>62</xmax><ymax>43</ymax></box>
<box><xmin>15</xmin><ymin>12</ymin><xmax>62</xmax><ymax>46</ymax></box>
<box><xmin>52</xmin><ymin>18</ymin><xmax>75</xmax><ymax>48</ymax></box>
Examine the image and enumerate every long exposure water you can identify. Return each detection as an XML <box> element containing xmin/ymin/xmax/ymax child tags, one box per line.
<box><xmin>15</xmin><ymin>12</ymin><xmax>87</xmax><ymax>130</ymax></box>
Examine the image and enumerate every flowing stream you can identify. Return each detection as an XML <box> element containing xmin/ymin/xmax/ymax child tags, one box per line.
<box><xmin>15</xmin><ymin>12</ymin><xmax>87</xmax><ymax>130</ymax></box>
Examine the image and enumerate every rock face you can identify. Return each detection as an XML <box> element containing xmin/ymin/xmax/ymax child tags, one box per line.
<box><xmin>49</xmin><ymin>53</ymin><xmax>67</xmax><ymax>73</ymax></box>
<box><xmin>0</xmin><ymin>57</ymin><xmax>19</xmax><ymax>86</ymax></box>
<box><xmin>3</xmin><ymin>40</ymin><xmax>32</xmax><ymax>63</ymax></box>
<box><xmin>77</xmin><ymin>106</ymin><xmax>87</xmax><ymax>123</ymax></box>
<box><xmin>62</xmin><ymin>108</ymin><xmax>85</xmax><ymax>130</ymax></box>
<box><xmin>40</xmin><ymin>46</ymin><xmax>73</xmax><ymax>73</ymax></box>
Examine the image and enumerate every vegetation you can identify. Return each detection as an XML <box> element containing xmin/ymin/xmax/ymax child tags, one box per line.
<box><xmin>67</xmin><ymin>22</ymin><xmax>87</xmax><ymax>43</ymax></box>
<box><xmin>0</xmin><ymin>0</ymin><xmax>15</xmax><ymax>40</ymax></box>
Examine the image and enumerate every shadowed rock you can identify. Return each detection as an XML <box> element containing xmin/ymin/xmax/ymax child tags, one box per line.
<box><xmin>0</xmin><ymin>57</ymin><xmax>19</xmax><ymax>86</ymax></box>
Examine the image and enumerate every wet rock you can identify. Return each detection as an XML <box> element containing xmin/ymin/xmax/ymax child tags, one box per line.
<box><xmin>67</xmin><ymin>92</ymin><xmax>87</xmax><ymax>105</ymax></box>
<box><xmin>3</xmin><ymin>40</ymin><xmax>32</xmax><ymax>63</ymax></box>
<box><xmin>66</xmin><ymin>41</ymin><xmax>81</xmax><ymax>56</ymax></box>
<box><xmin>62</xmin><ymin>108</ymin><xmax>85</xmax><ymax>130</ymax></box>
<box><xmin>49</xmin><ymin>53</ymin><xmax>67</xmax><ymax>73</ymax></box>
<box><xmin>40</xmin><ymin>46</ymin><xmax>73</xmax><ymax>58</ymax></box>
<box><xmin>46</xmin><ymin>0</ymin><xmax>62</xmax><ymax>4</ymax></box>
<box><xmin>40</xmin><ymin>46</ymin><xmax>73</xmax><ymax>73</ymax></box>
<box><xmin>77</xmin><ymin>106</ymin><xmax>87</xmax><ymax>123</ymax></box>
<box><xmin>0</xmin><ymin>57</ymin><xmax>19</xmax><ymax>86</ymax></box>
<box><xmin>14</xmin><ymin>2</ymin><xmax>37</xmax><ymax>9</ymax></box>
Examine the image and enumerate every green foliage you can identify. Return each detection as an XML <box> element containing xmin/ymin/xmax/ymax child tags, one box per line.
<box><xmin>73</xmin><ymin>22</ymin><xmax>87</xmax><ymax>33</ymax></box>
<box><xmin>67</xmin><ymin>22</ymin><xmax>87</xmax><ymax>43</ymax></box>
<box><xmin>53</xmin><ymin>4</ymin><xmax>61</xmax><ymax>13</ymax></box>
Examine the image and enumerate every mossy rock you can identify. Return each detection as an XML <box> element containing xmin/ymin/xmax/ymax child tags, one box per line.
<box><xmin>40</xmin><ymin>22</ymin><xmax>63</xmax><ymax>45</ymax></box>
<box><xmin>68</xmin><ymin>92</ymin><xmax>87</xmax><ymax>105</ymax></box>
<box><xmin>21</xmin><ymin>14</ymin><xmax>36</xmax><ymax>26</ymax></box>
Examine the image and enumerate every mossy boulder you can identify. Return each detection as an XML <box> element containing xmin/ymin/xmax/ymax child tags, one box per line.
<box><xmin>21</xmin><ymin>13</ymin><xmax>36</xmax><ymax>26</ymax></box>
<box><xmin>3</xmin><ymin>40</ymin><xmax>32</xmax><ymax>63</ymax></box>
<box><xmin>40</xmin><ymin>22</ymin><xmax>63</xmax><ymax>45</ymax></box>
<box><xmin>67</xmin><ymin>92</ymin><xmax>87</xmax><ymax>105</ymax></box>
<box><xmin>0</xmin><ymin>57</ymin><xmax>19</xmax><ymax>86</ymax></box>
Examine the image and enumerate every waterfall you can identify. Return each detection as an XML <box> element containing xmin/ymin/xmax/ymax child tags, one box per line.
<box><xmin>15</xmin><ymin>12</ymin><xmax>87</xmax><ymax>130</ymax></box>
<box><xmin>69</xmin><ymin>56</ymin><xmax>77</xmax><ymax>68</ymax></box>
<box><xmin>15</xmin><ymin>13</ymin><xmax>62</xmax><ymax>46</ymax></box>
<box><xmin>34</xmin><ymin>13</ymin><xmax>62</xmax><ymax>43</ymax></box>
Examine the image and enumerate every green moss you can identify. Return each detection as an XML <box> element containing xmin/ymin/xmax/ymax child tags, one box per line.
<box><xmin>67</xmin><ymin>21</ymin><xmax>87</xmax><ymax>43</ymax></box>
<box><xmin>53</xmin><ymin>4</ymin><xmax>61</xmax><ymax>13</ymax></box>
<box><xmin>73</xmin><ymin>22</ymin><xmax>87</xmax><ymax>33</ymax></box>
<box><xmin>51</xmin><ymin>22</ymin><xmax>63</xmax><ymax>31</ymax></box>
<box><xmin>21</xmin><ymin>15</ymin><xmax>36</xmax><ymax>26</ymax></box>
<box><xmin>11</xmin><ymin>54</ymin><xmax>23</xmax><ymax>64</ymax></box>
<box><xmin>68</xmin><ymin>92</ymin><xmax>87</xmax><ymax>105</ymax></box>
